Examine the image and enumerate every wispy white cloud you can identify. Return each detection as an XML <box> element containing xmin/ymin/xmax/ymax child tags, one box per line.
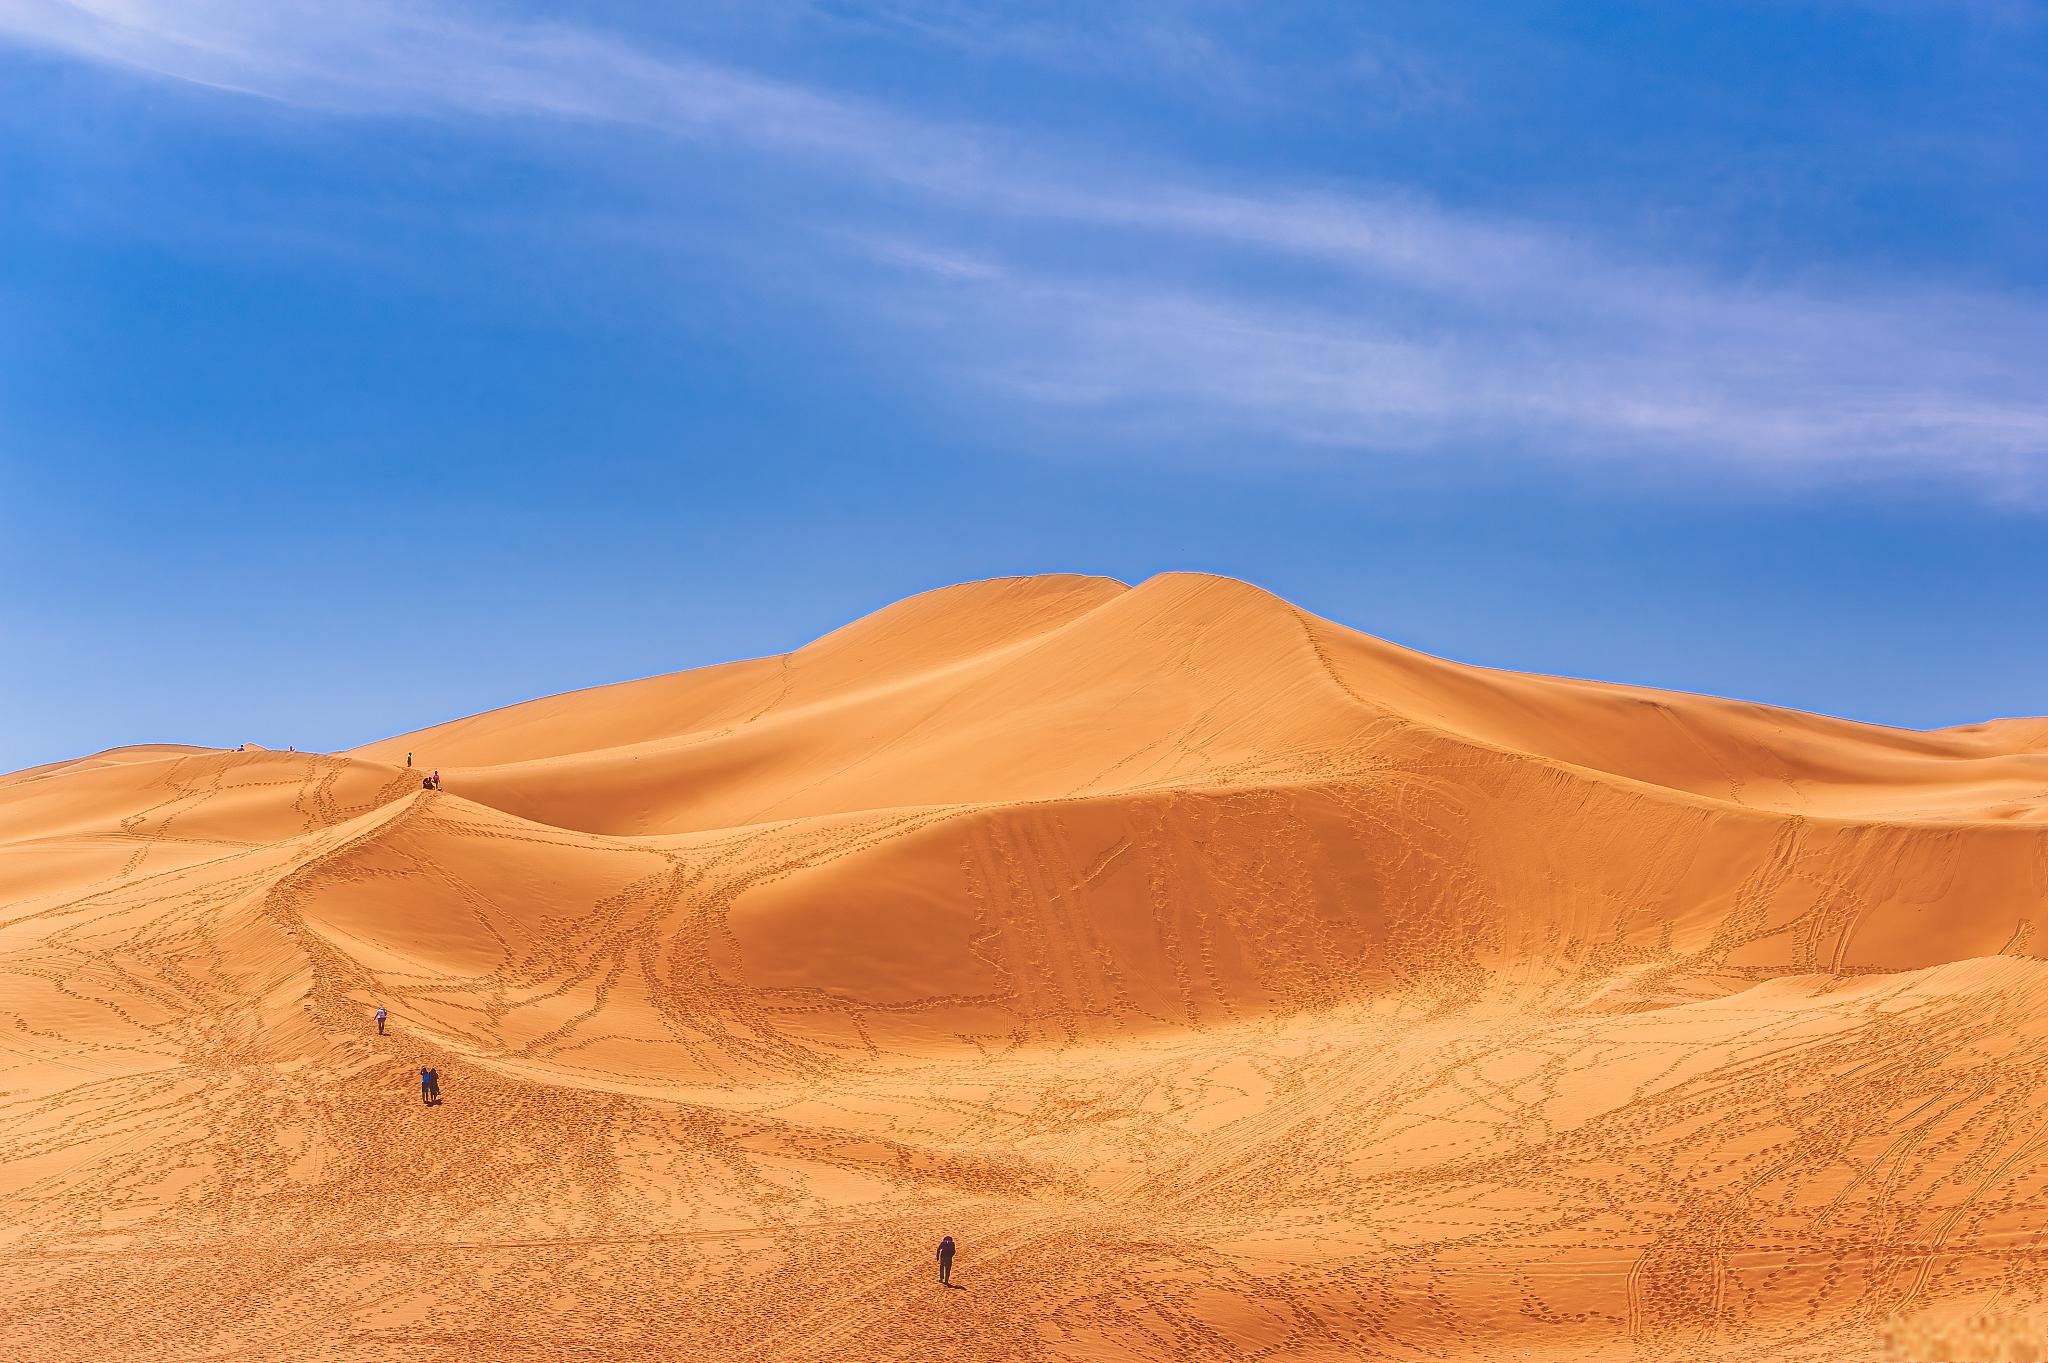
<box><xmin>853</xmin><ymin>237</ymin><xmax>2048</xmax><ymax>490</ymax></box>
<box><xmin>794</xmin><ymin>1</ymin><xmax>1460</xmax><ymax>117</ymax></box>
<box><xmin>4</xmin><ymin>0</ymin><xmax>2045</xmax><ymax>492</ymax></box>
<box><xmin>1</xmin><ymin>0</ymin><xmax>910</xmax><ymax>151</ymax></box>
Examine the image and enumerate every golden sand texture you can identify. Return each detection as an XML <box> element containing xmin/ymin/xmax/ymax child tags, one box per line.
<box><xmin>4</xmin><ymin>572</ymin><xmax>2047</xmax><ymax>1361</ymax></box>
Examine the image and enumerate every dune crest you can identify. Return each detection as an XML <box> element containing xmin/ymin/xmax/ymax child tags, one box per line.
<box><xmin>4</xmin><ymin>572</ymin><xmax>2045</xmax><ymax>1361</ymax></box>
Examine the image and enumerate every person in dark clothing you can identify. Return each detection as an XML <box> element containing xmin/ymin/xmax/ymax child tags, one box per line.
<box><xmin>420</xmin><ymin>1067</ymin><xmax>433</xmax><ymax>1105</ymax></box>
<box><xmin>376</xmin><ymin>1006</ymin><xmax>387</xmax><ymax>1035</ymax></box>
<box><xmin>406</xmin><ymin>752</ymin><xmax>413</xmax><ymax>768</ymax></box>
<box><xmin>937</xmin><ymin>1235</ymin><xmax>956</xmax><ymax>1286</ymax></box>
<box><xmin>427</xmin><ymin>1068</ymin><xmax>441</xmax><ymax>1104</ymax></box>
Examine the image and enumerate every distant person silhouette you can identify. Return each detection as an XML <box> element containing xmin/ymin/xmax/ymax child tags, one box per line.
<box><xmin>427</xmin><ymin>1067</ymin><xmax>441</xmax><ymax>1104</ymax></box>
<box><xmin>406</xmin><ymin>752</ymin><xmax>412</xmax><ymax>768</ymax></box>
<box><xmin>420</xmin><ymin>1066</ymin><xmax>433</xmax><ymax>1105</ymax></box>
<box><xmin>937</xmin><ymin>1235</ymin><xmax>956</xmax><ymax>1286</ymax></box>
<box><xmin>376</xmin><ymin>1006</ymin><xmax>387</xmax><ymax>1035</ymax></box>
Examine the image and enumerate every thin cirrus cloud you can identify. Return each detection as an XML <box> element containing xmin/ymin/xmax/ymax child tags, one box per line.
<box><xmin>5</xmin><ymin>0</ymin><xmax>2047</xmax><ymax>494</ymax></box>
<box><xmin>845</xmin><ymin>237</ymin><xmax>2048</xmax><ymax>486</ymax></box>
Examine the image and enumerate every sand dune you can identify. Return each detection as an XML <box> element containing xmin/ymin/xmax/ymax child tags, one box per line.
<box><xmin>5</xmin><ymin>572</ymin><xmax>2046</xmax><ymax>1361</ymax></box>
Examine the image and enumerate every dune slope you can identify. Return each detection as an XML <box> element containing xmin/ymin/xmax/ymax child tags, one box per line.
<box><xmin>4</xmin><ymin>572</ymin><xmax>2046</xmax><ymax>1362</ymax></box>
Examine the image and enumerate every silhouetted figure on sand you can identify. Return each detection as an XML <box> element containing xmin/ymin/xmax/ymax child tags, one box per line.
<box><xmin>376</xmin><ymin>1006</ymin><xmax>387</xmax><ymax>1035</ymax></box>
<box><xmin>427</xmin><ymin>1067</ymin><xmax>441</xmax><ymax>1104</ymax></box>
<box><xmin>406</xmin><ymin>752</ymin><xmax>412</xmax><ymax>768</ymax></box>
<box><xmin>937</xmin><ymin>1235</ymin><xmax>956</xmax><ymax>1286</ymax></box>
<box><xmin>420</xmin><ymin>1066</ymin><xmax>434</xmax><ymax>1105</ymax></box>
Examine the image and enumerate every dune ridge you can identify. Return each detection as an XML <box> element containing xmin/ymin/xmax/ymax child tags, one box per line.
<box><xmin>4</xmin><ymin>572</ymin><xmax>2046</xmax><ymax>1361</ymax></box>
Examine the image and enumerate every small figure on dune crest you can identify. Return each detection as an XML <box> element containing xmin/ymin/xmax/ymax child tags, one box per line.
<box><xmin>406</xmin><ymin>752</ymin><xmax>412</xmax><ymax>768</ymax></box>
<box><xmin>937</xmin><ymin>1235</ymin><xmax>956</xmax><ymax>1286</ymax></box>
<box><xmin>421</xmin><ymin>769</ymin><xmax>441</xmax><ymax>792</ymax></box>
<box><xmin>376</xmin><ymin>1006</ymin><xmax>387</xmax><ymax>1036</ymax></box>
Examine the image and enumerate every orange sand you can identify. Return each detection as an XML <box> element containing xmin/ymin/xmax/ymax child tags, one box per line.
<box><xmin>4</xmin><ymin>572</ymin><xmax>2047</xmax><ymax>1361</ymax></box>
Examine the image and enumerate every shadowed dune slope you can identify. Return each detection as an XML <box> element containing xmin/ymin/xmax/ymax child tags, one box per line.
<box><xmin>5</xmin><ymin>572</ymin><xmax>2047</xmax><ymax>1362</ymax></box>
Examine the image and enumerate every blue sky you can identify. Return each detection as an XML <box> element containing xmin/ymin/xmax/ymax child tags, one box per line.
<box><xmin>3</xmin><ymin>0</ymin><xmax>2046</xmax><ymax>772</ymax></box>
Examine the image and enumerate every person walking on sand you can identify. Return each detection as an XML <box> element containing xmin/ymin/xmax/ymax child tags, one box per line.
<box><xmin>937</xmin><ymin>1235</ymin><xmax>956</xmax><ymax>1286</ymax></box>
<box><xmin>406</xmin><ymin>752</ymin><xmax>412</xmax><ymax>768</ymax></box>
<box><xmin>420</xmin><ymin>1066</ymin><xmax>434</xmax><ymax>1106</ymax></box>
<box><xmin>427</xmin><ymin>1067</ymin><xmax>441</xmax><ymax>1104</ymax></box>
<box><xmin>376</xmin><ymin>1006</ymin><xmax>387</xmax><ymax>1035</ymax></box>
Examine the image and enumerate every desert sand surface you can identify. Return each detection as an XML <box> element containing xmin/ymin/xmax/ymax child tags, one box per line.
<box><xmin>5</xmin><ymin>571</ymin><xmax>2048</xmax><ymax>1361</ymax></box>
